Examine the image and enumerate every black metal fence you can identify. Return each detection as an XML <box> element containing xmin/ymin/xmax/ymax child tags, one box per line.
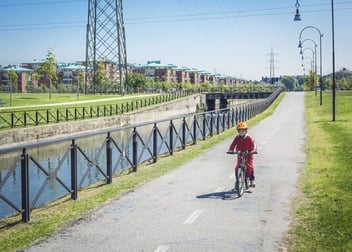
<box><xmin>0</xmin><ymin>92</ymin><xmax>192</xmax><ymax>129</ymax></box>
<box><xmin>0</xmin><ymin>87</ymin><xmax>282</xmax><ymax>223</ymax></box>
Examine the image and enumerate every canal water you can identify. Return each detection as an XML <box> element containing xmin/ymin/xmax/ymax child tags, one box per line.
<box><xmin>0</xmin><ymin>116</ymin><xmax>205</xmax><ymax>219</ymax></box>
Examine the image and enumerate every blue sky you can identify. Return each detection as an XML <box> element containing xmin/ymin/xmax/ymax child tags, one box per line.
<box><xmin>0</xmin><ymin>0</ymin><xmax>351</xmax><ymax>81</ymax></box>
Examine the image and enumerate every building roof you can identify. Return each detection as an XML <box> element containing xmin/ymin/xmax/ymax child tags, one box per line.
<box><xmin>2</xmin><ymin>66</ymin><xmax>33</xmax><ymax>73</ymax></box>
<box><xmin>59</xmin><ymin>64</ymin><xmax>86</xmax><ymax>71</ymax></box>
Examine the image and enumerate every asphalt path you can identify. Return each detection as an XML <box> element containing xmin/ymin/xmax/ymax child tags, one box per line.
<box><xmin>25</xmin><ymin>92</ymin><xmax>305</xmax><ymax>252</ymax></box>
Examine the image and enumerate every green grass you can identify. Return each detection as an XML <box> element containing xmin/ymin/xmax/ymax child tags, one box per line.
<box><xmin>0</xmin><ymin>93</ymin><xmax>120</xmax><ymax>106</ymax></box>
<box><xmin>0</xmin><ymin>93</ymin><xmax>161</xmax><ymax>111</ymax></box>
<box><xmin>288</xmin><ymin>91</ymin><xmax>352</xmax><ymax>251</ymax></box>
<box><xmin>0</xmin><ymin>93</ymin><xmax>285</xmax><ymax>252</ymax></box>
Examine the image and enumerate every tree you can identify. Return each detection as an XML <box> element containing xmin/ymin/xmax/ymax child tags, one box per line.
<box><xmin>94</xmin><ymin>60</ymin><xmax>109</xmax><ymax>93</ymax></box>
<box><xmin>39</xmin><ymin>49</ymin><xmax>58</xmax><ymax>100</ymax></box>
<box><xmin>7</xmin><ymin>70</ymin><xmax>18</xmax><ymax>106</ymax></box>
<box><xmin>304</xmin><ymin>71</ymin><xmax>316</xmax><ymax>91</ymax></box>
<box><xmin>127</xmin><ymin>73</ymin><xmax>146</xmax><ymax>92</ymax></box>
<box><xmin>73</xmin><ymin>70</ymin><xmax>85</xmax><ymax>100</ymax></box>
<box><xmin>281</xmin><ymin>76</ymin><xmax>298</xmax><ymax>91</ymax></box>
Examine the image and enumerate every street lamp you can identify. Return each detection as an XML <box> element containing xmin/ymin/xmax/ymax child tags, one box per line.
<box><xmin>300</xmin><ymin>47</ymin><xmax>317</xmax><ymax>95</ymax></box>
<box><xmin>294</xmin><ymin>0</ymin><xmax>302</xmax><ymax>21</ymax></box>
<box><xmin>294</xmin><ymin>0</ymin><xmax>336</xmax><ymax>120</ymax></box>
<box><xmin>298</xmin><ymin>26</ymin><xmax>323</xmax><ymax>105</ymax></box>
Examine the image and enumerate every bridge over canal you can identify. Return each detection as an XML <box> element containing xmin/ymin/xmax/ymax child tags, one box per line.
<box><xmin>205</xmin><ymin>91</ymin><xmax>273</xmax><ymax>111</ymax></box>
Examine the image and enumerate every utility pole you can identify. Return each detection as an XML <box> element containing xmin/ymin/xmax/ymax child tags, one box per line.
<box><xmin>85</xmin><ymin>0</ymin><xmax>128</xmax><ymax>94</ymax></box>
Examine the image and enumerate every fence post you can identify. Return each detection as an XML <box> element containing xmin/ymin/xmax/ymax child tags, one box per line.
<box><xmin>24</xmin><ymin>112</ymin><xmax>27</xmax><ymax>127</ymax></box>
<box><xmin>227</xmin><ymin>110</ymin><xmax>230</xmax><ymax>129</ymax></box>
<box><xmin>106</xmin><ymin>133</ymin><xmax>112</xmax><ymax>184</ymax></box>
<box><xmin>11</xmin><ymin>112</ymin><xmax>14</xmax><ymax>128</ymax></box>
<box><xmin>153</xmin><ymin>123</ymin><xmax>158</xmax><ymax>163</ymax></box>
<box><xmin>193</xmin><ymin>115</ymin><xmax>197</xmax><ymax>144</ymax></box>
<box><xmin>202</xmin><ymin>114</ymin><xmax>206</xmax><ymax>140</ymax></box>
<box><xmin>70</xmin><ymin>140</ymin><xmax>78</xmax><ymax>200</ymax></box>
<box><xmin>66</xmin><ymin>108</ymin><xmax>69</xmax><ymax>121</ymax></box>
<box><xmin>169</xmin><ymin>120</ymin><xmax>174</xmax><ymax>155</ymax></box>
<box><xmin>132</xmin><ymin>128</ymin><xmax>138</xmax><ymax>172</ymax></box>
<box><xmin>21</xmin><ymin>148</ymin><xmax>30</xmax><ymax>223</ymax></box>
<box><xmin>216</xmin><ymin>111</ymin><xmax>220</xmax><ymax>135</ymax></box>
<box><xmin>231</xmin><ymin>108</ymin><xmax>235</xmax><ymax>127</ymax></box>
<box><xmin>36</xmin><ymin>111</ymin><xmax>39</xmax><ymax>126</ymax></box>
<box><xmin>210</xmin><ymin>112</ymin><xmax>214</xmax><ymax>137</ymax></box>
<box><xmin>182</xmin><ymin>117</ymin><xmax>186</xmax><ymax>149</ymax></box>
<box><xmin>222</xmin><ymin>112</ymin><xmax>225</xmax><ymax>131</ymax></box>
<box><xmin>56</xmin><ymin>109</ymin><xmax>60</xmax><ymax>123</ymax></box>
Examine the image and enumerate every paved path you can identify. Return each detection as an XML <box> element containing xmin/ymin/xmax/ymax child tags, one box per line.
<box><xmin>26</xmin><ymin>92</ymin><xmax>305</xmax><ymax>252</ymax></box>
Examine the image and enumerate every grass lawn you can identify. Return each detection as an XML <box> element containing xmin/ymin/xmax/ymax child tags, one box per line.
<box><xmin>0</xmin><ymin>93</ymin><xmax>162</xmax><ymax>111</ymax></box>
<box><xmin>288</xmin><ymin>90</ymin><xmax>352</xmax><ymax>251</ymax></box>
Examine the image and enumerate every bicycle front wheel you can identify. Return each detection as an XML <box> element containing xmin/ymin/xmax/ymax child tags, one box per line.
<box><xmin>235</xmin><ymin>167</ymin><xmax>245</xmax><ymax>197</ymax></box>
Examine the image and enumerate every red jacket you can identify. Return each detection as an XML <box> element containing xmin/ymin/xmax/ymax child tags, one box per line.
<box><xmin>229</xmin><ymin>134</ymin><xmax>257</xmax><ymax>153</ymax></box>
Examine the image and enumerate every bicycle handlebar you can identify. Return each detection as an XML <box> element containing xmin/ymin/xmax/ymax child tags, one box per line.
<box><xmin>226</xmin><ymin>151</ymin><xmax>258</xmax><ymax>155</ymax></box>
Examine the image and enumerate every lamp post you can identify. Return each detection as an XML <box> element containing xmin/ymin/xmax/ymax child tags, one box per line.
<box><xmin>299</xmin><ymin>39</ymin><xmax>318</xmax><ymax>89</ymax></box>
<box><xmin>301</xmin><ymin>57</ymin><xmax>314</xmax><ymax>88</ymax></box>
<box><xmin>298</xmin><ymin>26</ymin><xmax>323</xmax><ymax>105</ymax></box>
<box><xmin>300</xmin><ymin>47</ymin><xmax>317</xmax><ymax>95</ymax></box>
<box><xmin>294</xmin><ymin>0</ymin><xmax>336</xmax><ymax>120</ymax></box>
<box><xmin>301</xmin><ymin>57</ymin><xmax>313</xmax><ymax>72</ymax></box>
<box><xmin>331</xmin><ymin>0</ymin><xmax>336</xmax><ymax>121</ymax></box>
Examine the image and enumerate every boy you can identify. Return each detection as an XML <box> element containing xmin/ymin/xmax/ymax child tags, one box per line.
<box><xmin>228</xmin><ymin>122</ymin><xmax>257</xmax><ymax>187</ymax></box>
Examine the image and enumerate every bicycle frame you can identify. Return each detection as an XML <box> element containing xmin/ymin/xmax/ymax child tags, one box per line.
<box><xmin>226</xmin><ymin>151</ymin><xmax>256</xmax><ymax>197</ymax></box>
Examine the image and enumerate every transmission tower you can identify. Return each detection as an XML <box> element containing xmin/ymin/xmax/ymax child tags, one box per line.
<box><xmin>85</xmin><ymin>0</ymin><xmax>128</xmax><ymax>94</ymax></box>
<box><xmin>268</xmin><ymin>46</ymin><xmax>279</xmax><ymax>84</ymax></box>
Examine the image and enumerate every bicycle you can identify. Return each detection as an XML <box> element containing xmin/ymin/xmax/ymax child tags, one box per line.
<box><xmin>226</xmin><ymin>151</ymin><xmax>257</xmax><ymax>197</ymax></box>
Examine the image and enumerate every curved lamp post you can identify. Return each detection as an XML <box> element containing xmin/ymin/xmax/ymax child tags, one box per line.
<box><xmin>298</xmin><ymin>26</ymin><xmax>323</xmax><ymax>105</ymax></box>
<box><xmin>294</xmin><ymin>0</ymin><xmax>336</xmax><ymax>120</ymax></box>
<box><xmin>300</xmin><ymin>47</ymin><xmax>317</xmax><ymax>95</ymax></box>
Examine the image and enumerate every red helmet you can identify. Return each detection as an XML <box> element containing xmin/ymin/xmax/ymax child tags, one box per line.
<box><xmin>236</xmin><ymin>122</ymin><xmax>248</xmax><ymax>130</ymax></box>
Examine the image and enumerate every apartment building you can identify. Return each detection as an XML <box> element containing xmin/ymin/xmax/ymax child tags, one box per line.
<box><xmin>1</xmin><ymin>59</ymin><xmax>239</xmax><ymax>93</ymax></box>
<box><xmin>0</xmin><ymin>65</ymin><xmax>33</xmax><ymax>93</ymax></box>
<box><xmin>129</xmin><ymin>61</ymin><xmax>236</xmax><ymax>86</ymax></box>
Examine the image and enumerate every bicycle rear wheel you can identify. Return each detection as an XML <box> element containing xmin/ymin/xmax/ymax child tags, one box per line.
<box><xmin>244</xmin><ymin>171</ymin><xmax>250</xmax><ymax>190</ymax></box>
<box><xmin>235</xmin><ymin>167</ymin><xmax>245</xmax><ymax>197</ymax></box>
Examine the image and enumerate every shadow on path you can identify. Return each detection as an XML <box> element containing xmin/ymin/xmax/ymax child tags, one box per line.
<box><xmin>196</xmin><ymin>189</ymin><xmax>253</xmax><ymax>200</ymax></box>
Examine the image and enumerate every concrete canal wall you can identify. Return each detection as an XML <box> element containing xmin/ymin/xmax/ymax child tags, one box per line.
<box><xmin>0</xmin><ymin>94</ymin><xmax>203</xmax><ymax>148</ymax></box>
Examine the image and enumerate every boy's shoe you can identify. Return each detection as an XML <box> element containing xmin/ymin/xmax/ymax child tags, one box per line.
<box><xmin>250</xmin><ymin>181</ymin><xmax>256</xmax><ymax>188</ymax></box>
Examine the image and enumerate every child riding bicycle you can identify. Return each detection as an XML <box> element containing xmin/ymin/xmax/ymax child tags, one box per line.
<box><xmin>228</xmin><ymin>122</ymin><xmax>257</xmax><ymax>187</ymax></box>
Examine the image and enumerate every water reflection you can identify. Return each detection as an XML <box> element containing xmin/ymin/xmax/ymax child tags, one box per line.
<box><xmin>0</xmin><ymin>119</ymin><xmax>187</xmax><ymax>219</ymax></box>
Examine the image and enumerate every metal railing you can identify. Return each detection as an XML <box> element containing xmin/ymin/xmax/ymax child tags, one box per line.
<box><xmin>0</xmin><ymin>87</ymin><xmax>283</xmax><ymax>222</ymax></box>
<box><xmin>0</xmin><ymin>92</ymin><xmax>191</xmax><ymax>129</ymax></box>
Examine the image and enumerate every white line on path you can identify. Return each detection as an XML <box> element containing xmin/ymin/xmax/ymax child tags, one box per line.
<box><xmin>154</xmin><ymin>245</ymin><xmax>169</xmax><ymax>252</ymax></box>
<box><xmin>183</xmin><ymin>209</ymin><xmax>203</xmax><ymax>224</ymax></box>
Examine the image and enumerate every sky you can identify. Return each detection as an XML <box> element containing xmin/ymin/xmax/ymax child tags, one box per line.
<box><xmin>0</xmin><ymin>0</ymin><xmax>351</xmax><ymax>81</ymax></box>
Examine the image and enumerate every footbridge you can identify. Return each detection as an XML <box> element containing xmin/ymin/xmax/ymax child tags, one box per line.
<box><xmin>205</xmin><ymin>91</ymin><xmax>274</xmax><ymax>111</ymax></box>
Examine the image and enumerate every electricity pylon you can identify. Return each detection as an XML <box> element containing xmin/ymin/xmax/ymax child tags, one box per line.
<box><xmin>85</xmin><ymin>0</ymin><xmax>127</xmax><ymax>94</ymax></box>
<box><xmin>267</xmin><ymin>46</ymin><xmax>279</xmax><ymax>84</ymax></box>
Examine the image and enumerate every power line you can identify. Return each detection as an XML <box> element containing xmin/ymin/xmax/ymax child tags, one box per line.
<box><xmin>0</xmin><ymin>0</ymin><xmax>85</xmax><ymax>7</ymax></box>
<box><xmin>0</xmin><ymin>2</ymin><xmax>351</xmax><ymax>31</ymax></box>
